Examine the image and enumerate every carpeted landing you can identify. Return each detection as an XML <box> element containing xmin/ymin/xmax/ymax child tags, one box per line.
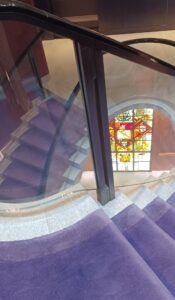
<box><xmin>1</xmin><ymin>192</ymin><xmax>175</xmax><ymax>299</ymax></box>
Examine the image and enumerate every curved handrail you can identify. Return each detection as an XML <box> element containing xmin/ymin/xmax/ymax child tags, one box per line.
<box><xmin>1</xmin><ymin>1</ymin><xmax>175</xmax><ymax>78</ymax></box>
<box><xmin>124</xmin><ymin>37</ymin><xmax>175</xmax><ymax>49</ymax></box>
<box><xmin>62</xmin><ymin>35</ymin><xmax>175</xmax><ymax>116</ymax></box>
<box><xmin>1</xmin><ymin>1</ymin><xmax>175</xmax><ymax>204</ymax></box>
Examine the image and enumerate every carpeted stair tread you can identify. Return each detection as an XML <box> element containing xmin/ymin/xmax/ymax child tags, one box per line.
<box><xmin>40</xmin><ymin>98</ymin><xmax>66</xmax><ymax>125</ymax></box>
<box><xmin>54</xmin><ymin>138</ymin><xmax>78</xmax><ymax>160</ymax></box>
<box><xmin>168</xmin><ymin>192</ymin><xmax>175</xmax><ymax>207</ymax></box>
<box><xmin>0</xmin><ymin>178</ymin><xmax>38</xmax><ymax>201</ymax></box>
<box><xmin>11</xmin><ymin>144</ymin><xmax>47</xmax><ymax>171</ymax></box>
<box><xmin>0</xmin><ymin>210</ymin><xmax>173</xmax><ymax>300</ymax></box>
<box><xmin>20</xmin><ymin>128</ymin><xmax>53</xmax><ymax>152</ymax></box>
<box><xmin>3</xmin><ymin>161</ymin><xmax>43</xmax><ymax>189</ymax></box>
<box><xmin>144</xmin><ymin>197</ymin><xmax>175</xmax><ymax>241</ymax></box>
<box><xmin>111</xmin><ymin>203</ymin><xmax>175</xmax><ymax>296</ymax></box>
<box><xmin>63</xmin><ymin>107</ymin><xmax>86</xmax><ymax>131</ymax></box>
<box><xmin>60</xmin><ymin>125</ymin><xmax>86</xmax><ymax>146</ymax></box>
<box><xmin>29</xmin><ymin>112</ymin><xmax>57</xmax><ymax>136</ymax></box>
<box><xmin>60</xmin><ymin>108</ymin><xmax>86</xmax><ymax>143</ymax></box>
<box><xmin>45</xmin><ymin>154</ymin><xmax>70</xmax><ymax>193</ymax></box>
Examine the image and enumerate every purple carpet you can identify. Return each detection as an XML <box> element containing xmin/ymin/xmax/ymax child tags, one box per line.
<box><xmin>0</xmin><ymin>96</ymin><xmax>86</xmax><ymax>202</ymax></box>
<box><xmin>167</xmin><ymin>192</ymin><xmax>175</xmax><ymax>207</ymax></box>
<box><xmin>0</xmin><ymin>210</ymin><xmax>173</xmax><ymax>300</ymax></box>
<box><xmin>112</xmin><ymin>203</ymin><xmax>175</xmax><ymax>296</ymax></box>
<box><xmin>144</xmin><ymin>197</ymin><xmax>175</xmax><ymax>240</ymax></box>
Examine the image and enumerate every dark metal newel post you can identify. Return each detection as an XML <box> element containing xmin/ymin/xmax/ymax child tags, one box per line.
<box><xmin>74</xmin><ymin>42</ymin><xmax>115</xmax><ymax>205</ymax></box>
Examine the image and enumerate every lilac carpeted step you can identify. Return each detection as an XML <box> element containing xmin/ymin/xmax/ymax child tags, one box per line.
<box><xmin>40</xmin><ymin>98</ymin><xmax>66</xmax><ymax>126</ymax></box>
<box><xmin>20</xmin><ymin>128</ymin><xmax>53</xmax><ymax>153</ymax></box>
<box><xmin>29</xmin><ymin>112</ymin><xmax>57</xmax><ymax>137</ymax></box>
<box><xmin>58</xmin><ymin>112</ymin><xmax>86</xmax><ymax>148</ymax></box>
<box><xmin>144</xmin><ymin>197</ymin><xmax>175</xmax><ymax>241</ymax></box>
<box><xmin>60</xmin><ymin>106</ymin><xmax>86</xmax><ymax>144</ymax></box>
<box><xmin>45</xmin><ymin>154</ymin><xmax>70</xmax><ymax>193</ymax></box>
<box><xmin>64</xmin><ymin>106</ymin><xmax>86</xmax><ymax>132</ymax></box>
<box><xmin>168</xmin><ymin>192</ymin><xmax>175</xmax><ymax>207</ymax></box>
<box><xmin>60</xmin><ymin>124</ymin><xmax>86</xmax><ymax>146</ymax></box>
<box><xmin>54</xmin><ymin>138</ymin><xmax>78</xmax><ymax>160</ymax></box>
<box><xmin>3</xmin><ymin>161</ymin><xmax>43</xmax><ymax>189</ymax></box>
<box><xmin>0</xmin><ymin>178</ymin><xmax>38</xmax><ymax>201</ymax></box>
<box><xmin>112</xmin><ymin>204</ymin><xmax>175</xmax><ymax>296</ymax></box>
<box><xmin>0</xmin><ymin>210</ymin><xmax>173</xmax><ymax>300</ymax></box>
<box><xmin>11</xmin><ymin>145</ymin><xmax>47</xmax><ymax>171</ymax></box>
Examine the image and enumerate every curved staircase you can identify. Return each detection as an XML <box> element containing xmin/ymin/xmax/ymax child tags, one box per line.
<box><xmin>1</xmin><ymin>171</ymin><xmax>175</xmax><ymax>298</ymax></box>
<box><xmin>0</xmin><ymin>95</ymin><xmax>89</xmax><ymax>202</ymax></box>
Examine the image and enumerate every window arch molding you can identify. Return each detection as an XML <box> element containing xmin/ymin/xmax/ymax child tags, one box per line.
<box><xmin>108</xmin><ymin>97</ymin><xmax>175</xmax><ymax>172</ymax></box>
<box><xmin>108</xmin><ymin>97</ymin><xmax>175</xmax><ymax>123</ymax></box>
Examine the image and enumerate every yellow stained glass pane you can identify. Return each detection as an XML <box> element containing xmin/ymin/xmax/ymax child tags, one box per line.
<box><xmin>117</xmin><ymin>130</ymin><xmax>132</xmax><ymax>139</ymax></box>
<box><xmin>118</xmin><ymin>153</ymin><xmax>133</xmax><ymax>163</ymax></box>
<box><xmin>134</xmin><ymin>141</ymin><xmax>151</xmax><ymax>152</ymax></box>
<box><xmin>134</xmin><ymin>108</ymin><xmax>153</xmax><ymax>117</ymax></box>
<box><xmin>134</xmin><ymin>126</ymin><xmax>152</xmax><ymax>140</ymax></box>
<box><xmin>109</xmin><ymin>126</ymin><xmax>115</xmax><ymax>138</ymax></box>
<box><xmin>111</xmin><ymin>140</ymin><xmax>115</xmax><ymax>151</ymax></box>
<box><xmin>134</xmin><ymin>108</ymin><xmax>153</xmax><ymax>125</ymax></box>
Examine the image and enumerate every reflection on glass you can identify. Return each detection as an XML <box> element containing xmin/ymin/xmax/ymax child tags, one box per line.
<box><xmin>109</xmin><ymin>108</ymin><xmax>153</xmax><ymax>171</ymax></box>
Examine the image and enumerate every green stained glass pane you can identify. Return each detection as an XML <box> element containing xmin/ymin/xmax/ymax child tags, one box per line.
<box><xmin>116</xmin><ymin>140</ymin><xmax>133</xmax><ymax>152</ymax></box>
<box><xmin>134</xmin><ymin>140</ymin><xmax>151</xmax><ymax>152</ymax></box>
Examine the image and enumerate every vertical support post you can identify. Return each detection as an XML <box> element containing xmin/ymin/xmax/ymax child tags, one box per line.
<box><xmin>28</xmin><ymin>50</ymin><xmax>45</xmax><ymax>98</ymax></box>
<box><xmin>74</xmin><ymin>42</ymin><xmax>115</xmax><ymax>205</ymax></box>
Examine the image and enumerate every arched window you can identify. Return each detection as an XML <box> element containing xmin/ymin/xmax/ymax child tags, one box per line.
<box><xmin>109</xmin><ymin>108</ymin><xmax>153</xmax><ymax>171</ymax></box>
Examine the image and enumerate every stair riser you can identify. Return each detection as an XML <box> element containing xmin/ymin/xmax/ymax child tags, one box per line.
<box><xmin>11</xmin><ymin>156</ymin><xmax>45</xmax><ymax>172</ymax></box>
<box><xmin>63</xmin><ymin>173</ymin><xmax>82</xmax><ymax>185</ymax></box>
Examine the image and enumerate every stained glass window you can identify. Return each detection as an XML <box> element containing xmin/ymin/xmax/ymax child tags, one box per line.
<box><xmin>109</xmin><ymin>108</ymin><xmax>153</xmax><ymax>171</ymax></box>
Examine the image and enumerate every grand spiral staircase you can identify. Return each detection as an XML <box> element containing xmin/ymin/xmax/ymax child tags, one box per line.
<box><xmin>1</xmin><ymin>171</ymin><xmax>175</xmax><ymax>299</ymax></box>
<box><xmin>2</xmin><ymin>1</ymin><xmax>175</xmax><ymax>299</ymax></box>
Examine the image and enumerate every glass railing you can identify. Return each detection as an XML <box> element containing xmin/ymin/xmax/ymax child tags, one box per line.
<box><xmin>103</xmin><ymin>40</ymin><xmax>175</xmax><ymax>190</ymax></box>
<box><xmin>0</xmin><ymin>20</ymin><xmax>96</xmax><ymax>204</ymax></box>
<box><xmin>1</xmin><ymin>1</ymin><xmax>175</xmax><ymax>207</ymax></box>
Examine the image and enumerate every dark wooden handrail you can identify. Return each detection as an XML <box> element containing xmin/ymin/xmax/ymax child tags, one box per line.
<box><xmin>0</xmin><ymin>0</ymin><xmax>175</xmax><ymax>77</ymax></box>
<box><xmin>124</xmin><ymin>37</ymin><xmax>175</xmax><ymax>49</ymax></box>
